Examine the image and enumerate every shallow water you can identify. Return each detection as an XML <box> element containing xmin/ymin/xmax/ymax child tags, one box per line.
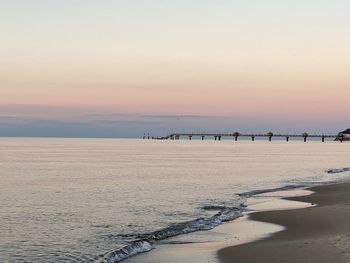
<box><xmin>0</xmin><ymin>138</ymin><xmax>349</xmax><ymax>262</ymax></box>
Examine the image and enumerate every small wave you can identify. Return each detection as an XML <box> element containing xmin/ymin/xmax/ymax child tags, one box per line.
<box><xmin>92</xmin><ymin>224</ymin><xmax>112</xmax><ymax>229</ymax></box>
<box><xmin>326</xmin><ymin>167</ymin><xmax>350</xmax><ymax>174</ymax></box>
<box><xmin>238</xmin><ymin>185</ymin><xmax>306</xmax><ymax>198</ymax></box>
<box><xmin>239</xmin><ymin>167</ymin><xmax>350</xmax><ymax>198</ymax></box>
<box><xmin>201</xmin><ymin>205</ymin><xmax>228</xmax><ymax>211</ymax></box>
<box><xmin>139</xmin><ymin>205</ymin><xmax>245</xmax><ymax>241</ymax></box>
<box><xmin>96</xmin><ymin>204</ymin><xmax>245</xmax><ymax>263</ymax></box>
<box><xmin>96</xmin><ymin>241</ymin><xmax>152</xmax><ymax>263</ymax></box>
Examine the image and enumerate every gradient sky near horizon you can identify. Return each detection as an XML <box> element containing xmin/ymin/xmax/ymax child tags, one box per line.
<box><xmin>1</xmin><ymin>0</ymin><xmax>350</xmax><ymax>137</ymax></box>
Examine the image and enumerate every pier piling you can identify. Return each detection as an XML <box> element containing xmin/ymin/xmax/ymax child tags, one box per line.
<box><xmin>303</xmin><ymin>133</ymin><xmax>309</xmax><ymax>142</ymax></box>
<box><xmin>267</xmin><ymin>132</ymin><xmax>273</xmax><ymax>142</ymax></box>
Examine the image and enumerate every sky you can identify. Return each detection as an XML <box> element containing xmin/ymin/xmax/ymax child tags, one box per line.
<box><xmin>1</xmin><ymin>0</ymin><xmax>350</xmax><ymax>137</ymax></box>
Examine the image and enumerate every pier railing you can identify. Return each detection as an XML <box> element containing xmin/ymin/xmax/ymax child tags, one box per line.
<box><xmin>145</xmin><ymin>132</ymin><xmax>346</xmax><ymax>142</ymax></box>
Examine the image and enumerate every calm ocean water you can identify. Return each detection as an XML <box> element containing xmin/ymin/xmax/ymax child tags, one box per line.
<box><xmin>1</xmin><ymin>138</ymin><xmax>350</xmax><ymax>262</ymax></box>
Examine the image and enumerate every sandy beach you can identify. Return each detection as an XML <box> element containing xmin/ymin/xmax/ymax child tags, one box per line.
<box><xmin>218</xmin><ymin>182</ymin><xmax>350</xmax><ymax>263</ymax></box>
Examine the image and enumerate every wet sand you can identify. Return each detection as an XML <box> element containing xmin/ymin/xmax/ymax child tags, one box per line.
<box><xmin>218</xmin><ymin>183</ymin><xmax>350</xmax><ymax>263</ymax></box>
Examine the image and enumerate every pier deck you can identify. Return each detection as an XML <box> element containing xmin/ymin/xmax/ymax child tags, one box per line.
<box><xmin>146</xmin><ymin>132</ymin><xmax>344</xmax><ymax>142</ymax></box>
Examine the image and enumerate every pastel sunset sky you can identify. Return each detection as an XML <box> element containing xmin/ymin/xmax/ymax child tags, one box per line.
<box><xmin>1</xmin><ymin>0</ymin><xmax>349</xmax><ymax>137</ymax></box>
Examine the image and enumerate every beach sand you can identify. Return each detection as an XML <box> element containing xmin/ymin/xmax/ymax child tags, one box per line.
<box><xmin>218</xmin><ymin>183</ymin><xmax>350</xmax><ymax>263</ymax></box>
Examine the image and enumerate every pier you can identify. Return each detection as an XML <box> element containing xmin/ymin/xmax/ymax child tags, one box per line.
<box><xmin>146</xmin><ymin>132</ymin><xmax>345</xmax><ymax>142</ymax></box>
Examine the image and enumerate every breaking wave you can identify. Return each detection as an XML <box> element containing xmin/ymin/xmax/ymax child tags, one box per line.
<box><xmin>96</xmin><ymin>204</ymin><xmax>245</xmax><ymax>263</ymax></box>
<box><xmin>138</xmin><ymin>204</ymin><xmax>245</xmax><ymax>241</ymax></box>
<box><xmin>96</xmin><ymin>241</ymin><xmax>152</xmax><ymax>263</ymax></box>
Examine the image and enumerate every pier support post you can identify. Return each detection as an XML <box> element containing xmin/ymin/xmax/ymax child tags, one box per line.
<box><xmin>233</xmin><ymin>132</ymin><xmax>240</xmax><ymax>142</ymax></box>
<box><xmin>302</xmin><ymin>133</ymin><xmax>308</xmax><ymax>143</ymax></box>
<box><xmin>338</xmin><ymin>134</ymin><xmax>344</xmax><ymax>143</ymax></box>
<box><xmin>322</xmin><ymin>136</ymin><xmax>325</xmax><ymax>142</ymax></box>
<box><xmin>267</xmin><ymin>132</ymin><xmax>273</xmax><ymax>142</ymax></box>
<box><xmin>202</xmin><ymin>136</ymin><xmax>204</xmax><ymax>141</ymax></box>
<box><xmin>286</xmin><ymin>136</ymin><xmax>289</xmax><ymax>142</ymax></box>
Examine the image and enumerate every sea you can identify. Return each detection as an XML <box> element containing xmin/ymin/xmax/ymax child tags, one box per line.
<box><xmin>1</xmin><ymin>138</ymin><xmax>350</xmax><ymax>262</ymax></box>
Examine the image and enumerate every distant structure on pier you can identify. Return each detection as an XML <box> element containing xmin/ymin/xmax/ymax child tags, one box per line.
<box><xmin>337</xmin><ymin>128</ymin><xmax>350</xmax><ymax>141</ymax></box>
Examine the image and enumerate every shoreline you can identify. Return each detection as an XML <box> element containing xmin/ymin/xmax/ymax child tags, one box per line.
<box><xmin>218</xmin><ymin>182</ymin><xmax>350</xmax><ymax>263</ymax></box>
<box><xmin>127</xmin><ymin>187</ymin><xmax>314</xmax><ymax>263</ymax></box>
